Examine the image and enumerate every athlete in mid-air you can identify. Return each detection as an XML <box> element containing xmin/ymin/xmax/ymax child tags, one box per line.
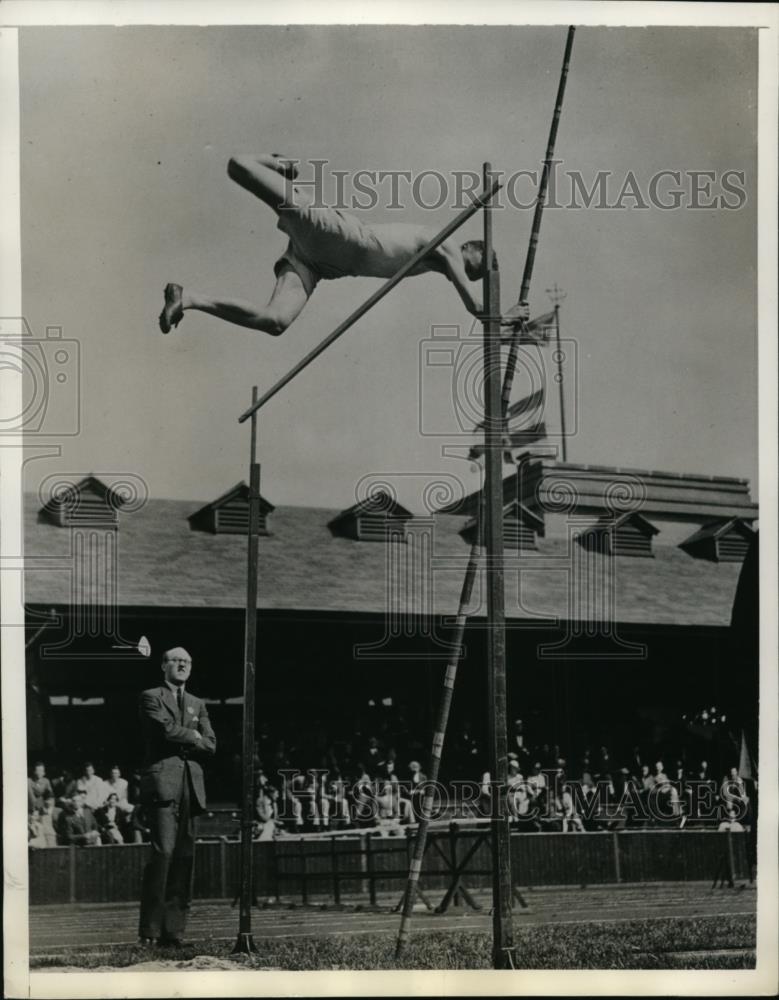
<box><xmin>158</xmin><ymin>153</ymin><xmax>528</xmax><ymax>335</ymax></box>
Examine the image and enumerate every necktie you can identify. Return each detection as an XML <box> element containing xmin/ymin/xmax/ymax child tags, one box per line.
<box><xmin>177</xmin><ymin>687</ymin><xmax>183</xmax><ymax>714</ymax></box>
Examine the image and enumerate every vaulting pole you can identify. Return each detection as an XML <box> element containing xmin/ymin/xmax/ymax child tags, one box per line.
<box><xmin>232</xmin><ymin>385</ymin><xmax>260</xmax><ymax>955</ymax></box>
<box><xmin>238</xmin><ymin>178</ymin><xmax>501</xmax><ymax>423</ymax></box>
<box><xmin>482</xmin><ymin>161</ymin><xmax>514</xmax><ymax>969</ymax></box>
<box><xmin>395</xmin><ymin>26</ymin><xmax>576</xmax><ymax>962</ymax></box>
<box><xmin>502</xmin><ymin>24</ymin><xmax>576</xmax><ymax>415</ymax></box>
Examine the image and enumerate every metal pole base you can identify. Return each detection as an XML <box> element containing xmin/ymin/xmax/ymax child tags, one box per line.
<box><xmin>231</xmin><ymin>932</ymin><xmax>258</xmax><ymax>955</ymax></box>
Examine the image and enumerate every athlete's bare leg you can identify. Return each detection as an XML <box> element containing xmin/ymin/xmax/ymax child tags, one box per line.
<box><xmin>226</xmin><ymin>153</ymin><xmax>310</xmax><ymax>212</ymax></box>
<box><xmin>163</xmin><ymin>264</ymin><xmax>309</xmax><ymax>336</ymax></box>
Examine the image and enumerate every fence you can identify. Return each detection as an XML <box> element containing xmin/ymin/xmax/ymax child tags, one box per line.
<box><xmin>29</xmin><ymin>826</ymin><xmax>749</xmax><ymax>906</ymax></box>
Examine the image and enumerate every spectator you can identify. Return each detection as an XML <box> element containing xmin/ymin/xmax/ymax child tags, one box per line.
<box><xmin>77</xmin><ymin>762</ymin><xmax>106</xmax><ymax>811</ymax></box>
<box><xmin>652</xmin><ymin>773</ymin><xmax>682</xmax><ymax>825</ymax></box>
<box><xmin>509</xmin><ymin>719</ymin><xmax>531</xmax><ymax>769</ymax></box>
<box><xmin>718</xmin><ymin>807</ymin><xmax>745</xmax><ymax>833</ymax></box>
<box><xmin>325</xmin><ymin>771</ymin><xmax>351</xmax><ymax>827</ymax></box>
<box><xmin>95</xmin><ymin>792</ymin><xmax>126</xmax><ymax>844</ymax></box>
<box><xmin>28</xmin><ymin>811</ymin><xmax>46</xmax><ymax>849</ymax></box>
<box><xmin>104</xmin><ymin>765</ymin><xmax>134</xmax><ymax>814</ymax></box>
<box><xmin>363</xmin><ymin>736</ymin><xmax>385</xmax><ymax>778</ymax></box>
<box><xmin>351</xmin><ymin>765</ymin><xmax>376</xmax><ymax>828</ymax></box>
<box><xmin>38</xmin><ymin>795</ymin><xmax>61</xmax><ymax>847</ymax></box>
<box><xmin>559</xmin><ymin>784</ymin><xmax>585</xmax><ymax>833</ymax></box>
<box><xmin>28</xmin><ymin>762</ymin><xmax>54</xmax><ymax>813</ymax></box>
<box><xmin>128</xmin><ymin>802</ymin><xmax>151</xmax><ymax>844</ymax></box>
<box><xmin>407</xmin><ymin>760</ymin><xmax>426</xmax><ymax>818</ymax></box>
<box><xmin>254</xmin><ymin>786</ymin><xmax>278</xmax><ymax>840</ymax></box>
<box><xmin>52</xmin><ymin>767</ymin><xmax>77</xmax><ymax>806</ymax></box>
<box><xmin>58</xmin><ymin>789</ymin><xmax>101</xmax><ymax>846</ymax></box>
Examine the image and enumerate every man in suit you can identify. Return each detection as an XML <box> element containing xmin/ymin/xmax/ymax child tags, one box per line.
<box><xmin>138</xmin><ymin>647</ymin><xmax>216</xmax><ymax>946</ymax></box>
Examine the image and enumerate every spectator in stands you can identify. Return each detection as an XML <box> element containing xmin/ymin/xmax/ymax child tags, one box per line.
<box><xmin>128</xmin><ymin>802</ymin><xmax>151</xmax><ymax>844</ymax></box>
<box><xmin>363</xmin><ymin>735</ymin><xmax>385</xmax><ymax>778</ymax></box>
<box><xmin>104</xmin><ymin>765</ymin><xmax>134</xmax><ymax>814</ymax></box>
<box><xmin>559</xmin><ymin>784</ymin><xmax>584</xmax><ymax>833</ymax></box>
<box><xmin>28</xmin><ymin>762</ymin><xmax>53</xmax><ymax>813</ymax></box>
<box><xmin>507</xmin><ymin>760</ymin><xmax>530</xmax><ymax>821</ymax></box>
<box><xmin>376</xmin><ymin>769</ymin><xmax>411</xmax><ymax>827</ymax></box>
<box><xmin>28</xmin><ymin>811</ymin><xmax>46</xmax><ymax>848</ymax></box>
<box><xmin>38</xmin><ymin>795</ymin><xmax>61</xmax><ymax>847</ymax></box>
<box><xmin>254</xmin><ymin>785</ymin><xmax>278</xmax><ymax>840</ymax></box>
<box><xmin>652</xmin><ymin>773</ymin><xmax>682</xmax><ymax>825</ymax></box>
<box><xmin>77</xmin><ymin>761</ymin><xmax>106</xmax><ymax>811</ymax></box>
<box><xmin>95</xmin><ymin>792</ymin><xmax>126</xmax><ymax>844</ymax></box>
<box><xmin>351</xmin><ymin>765</ymin><xmax>376</xmax><ymax>827</ymax></box>
<box><xmin>640</xmin><ymin>764</ymin><xmax>654</xmax><ymax>791</ymax></box>
<box><xmin>596</xmin><ymin>746</ymin><xmax>612</xmax><ymax>779</ymax></box>
<box><xmin>509</xmin><ymin>718</ymin><xmax>531</xmax><ymax>769</ymax></box>
<box><xmin>58</xmin><ymin>789</ymin><xmax>101</xmax><ymax>846</ymax></box>
<box><xmin>325</xmin><ymin>771</ymin><xmax>351</xmax><ymax>828</ymax></box>
<box><xmin>407</xmin><ymin>759</ymin><xmax>426</xmax><ymax>818</ymax></box>
<box><xmin>282</xmin><ymin>772</ymin><xmax>305</xmax><ymax>829</ymax></box>
<box><xmin>527</xmin><ymin>761</ymin><xmax>548</xmax><ymax>812</ymax></box>
<box><xmin>717</xmin><ymin>807</ymin><xmax>745</xmax><ymax>833</ymax></box>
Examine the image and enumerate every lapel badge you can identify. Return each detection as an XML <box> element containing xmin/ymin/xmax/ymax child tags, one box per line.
<box><xmin>187</xmin><ymin>706</ymin><xmax>195</xmax><ymax>715</ymax></box>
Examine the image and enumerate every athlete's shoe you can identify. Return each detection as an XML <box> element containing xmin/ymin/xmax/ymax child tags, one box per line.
<box><xmin>159</xmin><ymin>283</ymin><xmax>183</xmax><ymax>334</ymax></box>
<box><xmin>271</xmin><ymin>153</ymin><xmax>300</xmax><ymax>179</ymax></box>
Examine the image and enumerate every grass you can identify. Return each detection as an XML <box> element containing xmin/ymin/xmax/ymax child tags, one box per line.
<box><xmin>31</xmin><ymin>914</ymin><xmax>756</xmax><ymax>971</ymax></box>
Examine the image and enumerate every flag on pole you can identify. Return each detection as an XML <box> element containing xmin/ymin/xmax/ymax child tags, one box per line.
<box><xmin>500</xmin><ymin>309</ymin><xmax>557</xmax><ymax>345</ymax></box>
<box><xmin>473</xmin><ymin>387</ymin><xmax>545</xmax><ymax>434</ymax></box>
<box><xmin>738</xmin><ymin>730</ymin><xmax>755</xmax><ymax>780</ymax></box>
<box><xmin>469</xmin><ymin>421</ymin><xmax>547</xmax><ymax>461</ymax></box>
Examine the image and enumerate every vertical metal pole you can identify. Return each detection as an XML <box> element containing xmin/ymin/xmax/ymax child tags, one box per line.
<box><xmin>482</xmin><ymin>162</ymin><xmax>515</xmax><ymax>969</ymax></box>
<box><xmin>554</xmin><ymin>304</ymin><xmax>568</xmax><ymax>462</ymax></box>
<box><xmin>232</xmin><ymin>385</ymin><xmax>260</xmax><ymax>954</ymax></box>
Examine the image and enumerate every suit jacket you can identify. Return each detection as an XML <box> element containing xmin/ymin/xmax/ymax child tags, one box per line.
<box><xmin>59</xmin><ymin>806</ymin><xmax>99</xmax><ymax>845</ymax></box>
<box><xmin>138</xmin><ymin>685</ymin><xmax>216</xmax><ymax>813</ymax></box>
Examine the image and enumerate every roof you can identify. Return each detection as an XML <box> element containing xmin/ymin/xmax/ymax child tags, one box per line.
<box><xmin>187</xmin><ymin>481</ymin><xmax>275</xmax><ymax>526</ymax></box>
<box><xmin>438</xmin><ymin>459</ymin><xmax>759</xmax><ymax>523</ymax></box>
<box><xmin>681</xmin><ymin>518</ymin><xmax>755</xmax><ymax>548</ymax></box>
<box><xmin>582</xmin><ymin>511</ymin><xmax>661</xmax><ymax>537</ymax></box>
<box><xmin>327</xmin><ymin>490</ymin><xmax>414</xmax><ymax>529</ymax></box>
<box><xmin>23</xmin><ymin>493</ymin><xmax>745</xmax><ymax>626</ymax></box>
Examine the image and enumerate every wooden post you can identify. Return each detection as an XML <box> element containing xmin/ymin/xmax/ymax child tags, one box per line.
<box><xmin>395</xmin><ymin>28</ymin><xmax>576</xmax><ymax>961</ymax></box>
<box><xmin>232</xmin><ymin>386</ymin><xmax>260</xmax><ymax>954</ymax></box>
<box><xmin>482</xmin><ymin>161</ymin><xmax>516</xmax><ymax>970</ymax></box>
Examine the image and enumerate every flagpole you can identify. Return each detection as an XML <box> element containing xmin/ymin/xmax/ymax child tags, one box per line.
<box><xmin>554</xmin><ymin>305</ymin><xmax>568</xmax><ymax>462</ymax></box>
<box><xmin>546</xmin><ymin>283</ymin><xmax>568</xmax><ymax>463</ymax></box>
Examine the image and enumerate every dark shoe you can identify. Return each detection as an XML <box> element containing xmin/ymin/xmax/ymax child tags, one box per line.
<box><xmin>159</xmin><ymin>283</ymin><xmax>183</xmax><ymax>334</ymax></box>
<box><xmin>271</xmin><ymin>153</ymin><xmax>299</xmax><ymax>179</ymax></box>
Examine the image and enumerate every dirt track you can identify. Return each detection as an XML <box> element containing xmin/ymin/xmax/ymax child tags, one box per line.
<box><xmin>30</xmin><ymin>881</ymin><xmax>756</xmax><ymax>957</ymax></box>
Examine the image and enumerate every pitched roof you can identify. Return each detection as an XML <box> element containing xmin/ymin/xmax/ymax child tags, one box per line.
<box><xmin>581</xmin><ymin>511</ymin><xmax>660</xmax><ymax>537</ymax></box>
<box><xmin>187</xmin><ymin>481</ymin><xmax>275</xmax><ymax>527</ymax></box>
<box><xmin>22</xmin><ymin>494</ymin><xmax>744</xmax><ymax>626</ymax></box>
<box><xmin>438</xmin><ymin>459</ymin><xmax>759</xmax><ymax>523</ymax></box>
<box><xmin>680</xmin><ymin>518</ymin><xmax>754</xmax><ymax>548</ymax></box>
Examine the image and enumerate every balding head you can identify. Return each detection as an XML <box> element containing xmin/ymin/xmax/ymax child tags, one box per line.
<box><xmin>161</xmin><ymin>647</ymin><xmax>192</xmax><ymax>687</ymax></box>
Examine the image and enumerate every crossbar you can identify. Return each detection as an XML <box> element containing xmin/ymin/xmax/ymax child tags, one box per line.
<box><xmin>238</xmin><ymin>176</ymin><xmax>503</xmax><ymax>422</ymax></box>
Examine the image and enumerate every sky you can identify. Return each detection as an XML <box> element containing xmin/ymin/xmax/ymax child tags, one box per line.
<box><xmin>18</xmin><ymin>25</ymin><xmax>758</xmax><ymax>512</ymax></box>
